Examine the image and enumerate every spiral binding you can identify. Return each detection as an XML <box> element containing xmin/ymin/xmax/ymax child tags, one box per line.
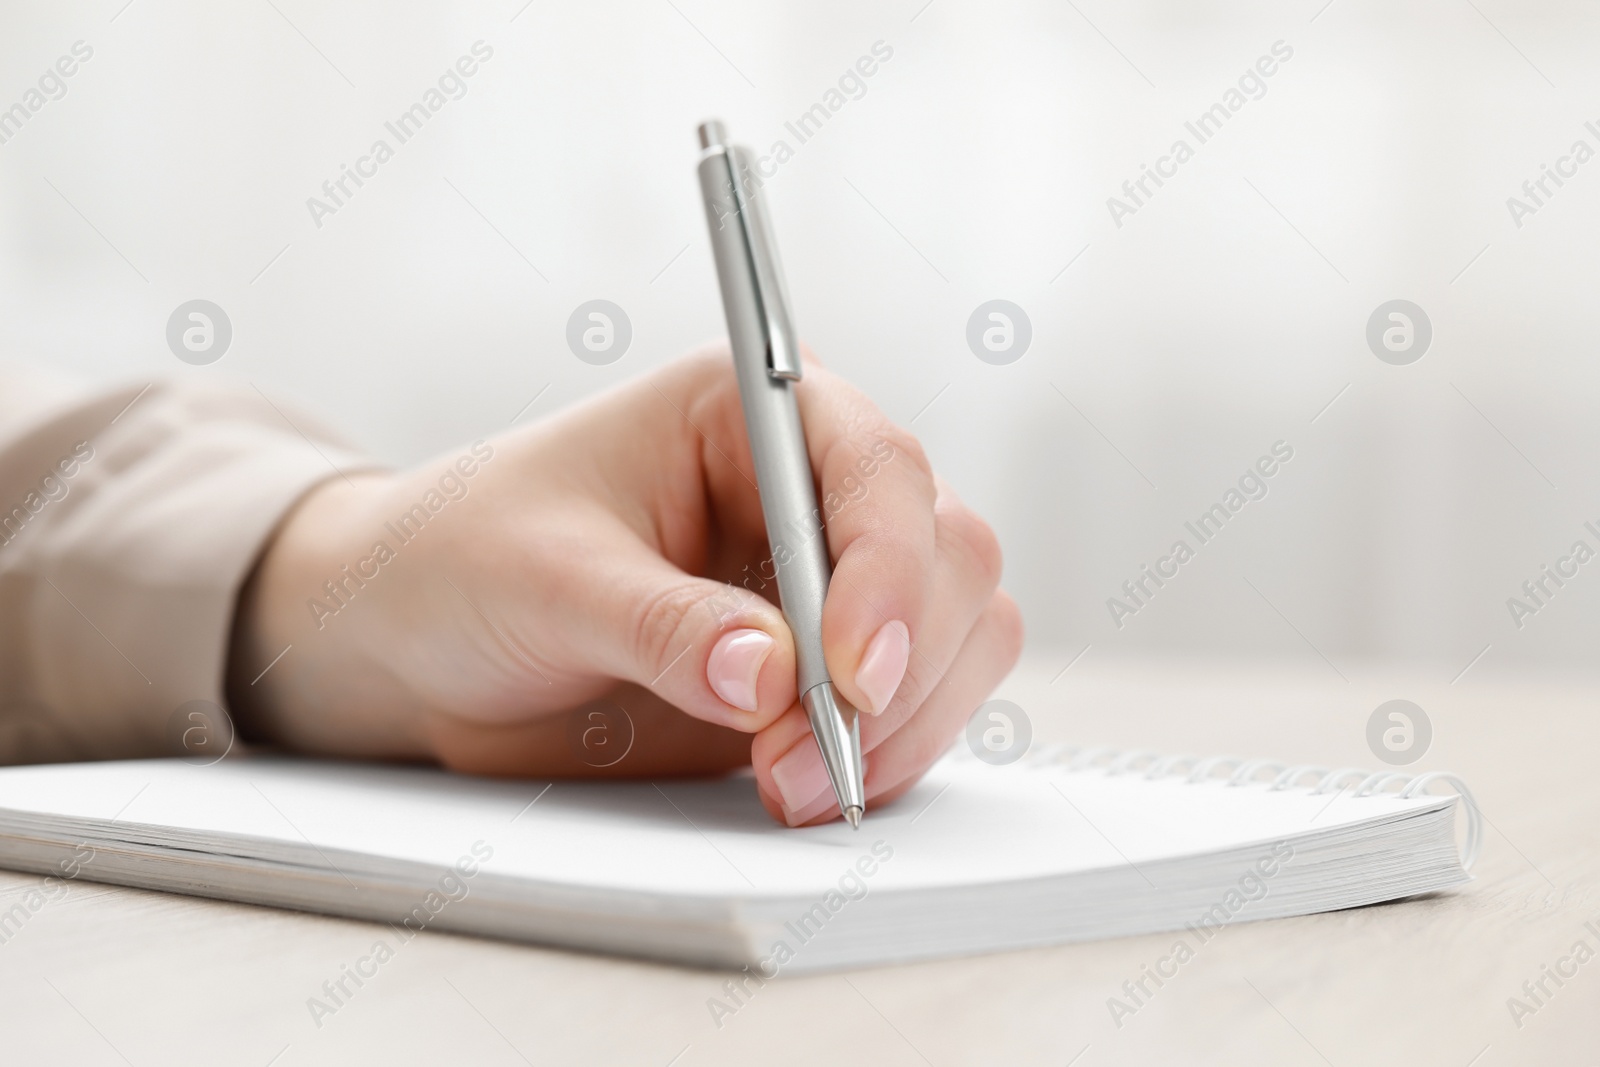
<box><xmin>969</xmin><ymin>742</ymin><xmax>1482</xmax><ymax>870</ymax></box>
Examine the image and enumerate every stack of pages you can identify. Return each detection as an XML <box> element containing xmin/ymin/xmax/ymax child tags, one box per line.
<box><xmin>0</xmin><ymin>749</ymin><xmax>1471</xmax><ymax>971</ymax></box>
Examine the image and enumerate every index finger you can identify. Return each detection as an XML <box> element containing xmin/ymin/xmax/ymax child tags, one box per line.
<box><xmin>794</xmin><ymin>354</ymin><xmax>937</xmax><ymax>718</ymax></box>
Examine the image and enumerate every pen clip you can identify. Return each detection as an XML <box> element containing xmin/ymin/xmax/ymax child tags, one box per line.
<box><xmin>701</xmin><ymin>122</ymin><xmax>802</xmax><ymax>382</ymax></box>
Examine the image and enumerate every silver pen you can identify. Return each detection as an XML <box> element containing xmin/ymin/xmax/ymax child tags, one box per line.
<box><xmin>695</xmin><ymin>119</ymin><xmax>865</xmax><ymax>829</ymax></box>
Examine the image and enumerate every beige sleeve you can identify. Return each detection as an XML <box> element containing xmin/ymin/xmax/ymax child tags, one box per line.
<box><xmin>0</xmin><ymin>366</ymin><xmax>375</xmax><ymax>763</ymax></box>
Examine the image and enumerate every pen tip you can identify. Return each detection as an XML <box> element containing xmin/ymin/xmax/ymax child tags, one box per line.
<box><xmin>844</xmin><ymin>806</ymin><xmax>862</xmax><ymax>830</ymax></box>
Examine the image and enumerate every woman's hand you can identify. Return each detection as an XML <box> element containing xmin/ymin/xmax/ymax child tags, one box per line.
<box><xmin>228</xmin><ymin>347</ymin><xmax>1022</xmax><ymax>826</ymax></box>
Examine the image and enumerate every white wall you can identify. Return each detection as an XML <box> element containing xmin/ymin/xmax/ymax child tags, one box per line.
<box><xmin>2</xmin><ymin>0</ymin><xmax>1596</xmax><ymax>678</ymax></box>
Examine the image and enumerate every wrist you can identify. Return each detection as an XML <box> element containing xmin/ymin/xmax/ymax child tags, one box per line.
<box><xmin>226</xmin><ymin>471</ymin><xmax>427</xmax><ymax>755</ymax></box>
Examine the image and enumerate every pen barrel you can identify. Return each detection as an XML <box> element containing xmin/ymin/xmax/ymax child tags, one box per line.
<box><xmin>736</xmin><ymin>376</ymin><xmax>834</xmax><ymax>694</ymax></box>
<box><xmin>697</xmin><ymin>152</ymin><xmax>832</xmax><ymax>694</ymax></box>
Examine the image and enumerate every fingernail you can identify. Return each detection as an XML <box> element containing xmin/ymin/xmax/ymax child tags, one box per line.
<box><xmin>771</xmin><ymin>739</ymin><xmax>831</xmax><ymax>813</ymax></box>
<box><xmin>706</xmin><ymin>629</ymin><xmax>774</xmax><ymax>712</ymax></box>
<box><xmin>854</xmin><ymin>620</ymin><xmax>910</xmax><ymax>715</ymax></box>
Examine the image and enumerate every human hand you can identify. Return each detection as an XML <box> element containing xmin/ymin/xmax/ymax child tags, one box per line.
<box><xmin>228</xmin><ymin>348</ymin><xmax>1022</xmax><ymax>826</ymax></box>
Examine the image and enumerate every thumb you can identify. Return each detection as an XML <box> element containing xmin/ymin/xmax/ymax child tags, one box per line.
<box><xmin>573</xmin><ymin>540</ymin><xmax>798</xmax><ymax>732</ymax></box>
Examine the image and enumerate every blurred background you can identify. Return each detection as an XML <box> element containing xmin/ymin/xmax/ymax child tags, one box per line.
<box><xmin>2</xmin><ymin>0</ymin><xmax>1596</xmax><ymax>698</ymax></box>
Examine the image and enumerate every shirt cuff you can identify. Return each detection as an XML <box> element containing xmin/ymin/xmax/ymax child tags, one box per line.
<box><xmin>0</xmin><ymin>379</ymin><xmax>377</xmax><ymax>762</ymax></box>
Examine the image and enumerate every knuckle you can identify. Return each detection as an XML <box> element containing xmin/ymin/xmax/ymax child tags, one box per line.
<box><xmin>828</xmin><ymin>421</ymin><xmax>933</xmax><ymax>503</ymax></box>
<box><xmin>988</xmin><ymin>589</ymin><xmax>1025</xmax><ymax>663</ymax></box>
<box><xmin>631</xmin><ymin>581</ymin><xmax>708</xmax><ymax>679</ymax></box>
<box><xmin>875</xmin><ymin>424</ymin><xmax>934</xmax><ymax>489</ymax></box>
<box><xmin>938</xmin><ymin>501</ymin><xmax>1004</xmax><ymax>590</ymax></box>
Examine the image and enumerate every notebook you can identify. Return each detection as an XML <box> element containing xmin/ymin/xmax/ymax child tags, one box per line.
<box><xmin>0</xmin><ymin>745</ymin><xmax>1478</xmax><ymax>972</ymax></box>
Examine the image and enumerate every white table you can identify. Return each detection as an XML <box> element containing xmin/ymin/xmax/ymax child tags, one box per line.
<box><xmin>1</xmin><ymin>656</ymin><xmax>1592</xmax><ymax>1066</ymax></box>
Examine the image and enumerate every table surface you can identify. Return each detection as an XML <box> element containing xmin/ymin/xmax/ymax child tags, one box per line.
<box><xmin>1</xmin><ymin>655</ymin><xmax>1594</xmax><ymax>1067</ymax></box>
